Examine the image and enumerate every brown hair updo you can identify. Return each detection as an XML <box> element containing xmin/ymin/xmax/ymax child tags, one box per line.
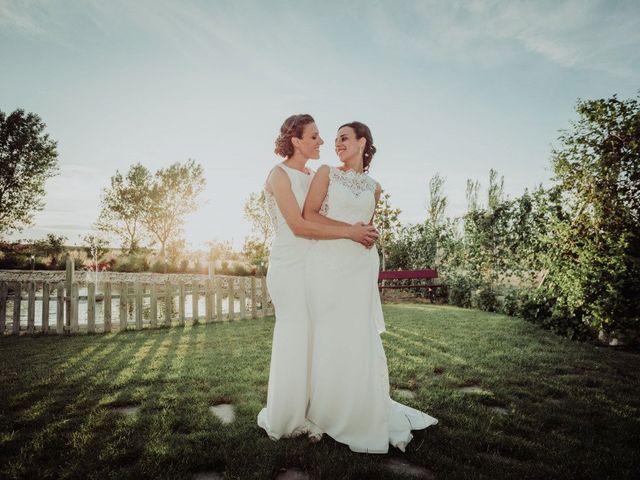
<box><xmin>274</xmin><ymin>114</ymin><xmax>315</xmax><ymax>158</ymax></box>
<box><xmin>338</xmin><ymin>121</ymin><xmax>376</xmax><ymax>172</ymax></box>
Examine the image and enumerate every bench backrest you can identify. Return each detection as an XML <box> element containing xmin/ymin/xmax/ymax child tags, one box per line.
<box><xmin>378</xmin><ymin>269</ymin><xmax>438</xmax><ymax>281</ymax></box>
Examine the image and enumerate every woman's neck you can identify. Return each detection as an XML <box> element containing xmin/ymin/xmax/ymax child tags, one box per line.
<box><xmin>340</xmin><ymin>156</ymin><xmax>364</xmax><ymax>173</ymax></box>
<box><xmin>283</xmin><ymin>153</ymin><xmax>309</xmax><ymax>173</ymax></box>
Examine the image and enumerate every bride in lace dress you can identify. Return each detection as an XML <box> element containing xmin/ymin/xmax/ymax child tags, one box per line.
<box><xmin>257</xmin><ymin>115</ymin><xmax>378</xmax><ymax>440</ymax></box>
<box><xmin>302</xmin><ymin>122</ymin><xmax>438</xmax><ymax>453</ymax></box>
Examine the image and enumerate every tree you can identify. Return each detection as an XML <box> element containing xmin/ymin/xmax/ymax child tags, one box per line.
<box><xmin>543</xmin><ymin>94</ymin><xmax>640</xmax><ymax>334</ymax></box>
<box><xmin>505</xmin><ymin>186</ymin><xmax>551</xmax><ymax>281</ymax></box>
<box><xmin>32</xmin><ymin>233</ymin><xmax>67</xmax><ymax>267</ymax></box>
<box><xmin>427</xmin><ymin>174</ymin><xmax>447</xmax><ymax>227</ymax></box>
<box><xmin>462</xmin><ymin>170</ymin><xmax>511</xmax><ymax>288</ymax></box>
<box><xmin>426</xmin><ymin>174</ymin><xmax>450</xmax><ymax>266</ymax></box>
<box><xmin>142</xmin><ymin>159</ymin><xmax>205</xmax><ymax>259</ymax></box>
<box><xmin>243</xmin><ymin>190</ymin><xmax>273</xmax><ymax>266</ymax></box>
<box><xmin>81</xmin><ymin>233</ymin><xmax>109</xmax><ymax>262</ymax></box>
<box><xmin>242</xmin><ymin>237</ymin><xmax>270</xmax><ymax>269</ymax></box>
<box><xmin>374</xmin><ymin>191</ymin><xmax>402</xmax><ymax>271</ymax></box>
<box><xmin>465</xmin><ymin>179</ymin><xmax>480</xmax><ymax>213</ymax></box>
<box><xmin>0</xmin><ymin>109</ymin><xmax>59</xmax><ymax>237</ymax></box>
<box><xmin>206</xmin><ymin>239</ymin><xmax>236</xmax><ymax>262</ymax></box>
<box><xmin>165</xmin><ymin>239</ymin><xmax>187</xmax><ymax>270</ymax></box>
<box><xmin>487</xmin><ymin>169</ymin><xmax>504</xmax><ymax>212</ymax></box>
<box><xmin>96</xmin><ymin>163</ymin><xmax>151</xmax><ymax>254</ymax></box>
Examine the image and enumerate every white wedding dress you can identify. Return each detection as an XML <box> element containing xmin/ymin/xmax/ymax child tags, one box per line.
<box><xmin>305</xmin><ymin>167</ymin><xmax>438</xmax><ymax>453</ymax></box>
<box><xmin>257</xmin><ymin>163</ymin><xmax>314</xmax><ymax>439</ymax></box>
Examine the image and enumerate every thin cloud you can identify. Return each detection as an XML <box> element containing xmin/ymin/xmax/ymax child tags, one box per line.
<box><xmin>366</xmin><ymin>0</ymin><xmax>640</xmax><ymax>78</ymax></box>
<box><xmin>10</xmin><ymin>0</ymin><xmax>303</xmax><ymax>88</ymax></box>
<box><xmin>0</xmin><ymin>0</ymin><xmax>43</xmax><ymax>34</ymax></box>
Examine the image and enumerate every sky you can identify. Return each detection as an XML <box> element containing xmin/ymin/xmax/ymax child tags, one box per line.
<box><xmin>1</xmin><ymin>0</ymin><xmax>639</xmax><ymax>250</ymax></box>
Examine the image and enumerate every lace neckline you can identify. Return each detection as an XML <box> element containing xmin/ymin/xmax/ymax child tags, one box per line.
<box><xmin>319</xmin><ymin>166</ymin><xmax>377</xmax><ymax>216</ymax></box>
<box><xmin>327</xmin><ymin>166</ymin><xmax>377</xmax><ymax>195</ymax></box>
<box><xmin>335</xmin><ymin>167</ymin><xmax>365</xmax><ymax>176</ymax></box>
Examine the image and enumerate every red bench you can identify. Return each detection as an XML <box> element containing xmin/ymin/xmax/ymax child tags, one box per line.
<box><xmin>378</xmin><ymin>269</ymin><xmax>446</xmax><ymax>302</ymax></box>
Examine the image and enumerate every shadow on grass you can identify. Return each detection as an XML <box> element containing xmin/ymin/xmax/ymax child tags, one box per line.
<box><xmin>1</xmin><ymin>308</ymin><xmax>639</xmax><ymax>480</ymax></box>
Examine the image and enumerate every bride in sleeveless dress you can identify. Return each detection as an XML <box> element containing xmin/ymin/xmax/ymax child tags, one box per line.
<box><xmin>303</xmin><ymin>121</ymin><xmax>438</xmax><ymax>453</ymax></box>
<box><xmin>257</xmin><ymin>114</ymin><xmax>378</xmax><ymax>440</ymax></box>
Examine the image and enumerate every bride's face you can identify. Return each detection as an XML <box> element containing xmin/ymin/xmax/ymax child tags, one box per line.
<box><xmin>335</xmin><ymin>126</ymin><xmax>365</xmax><ymax>163</ymax></box>
<box><xmin>293</xmin><ymin>122</ymin><xmax>324</xmax><ymax>160</ymax></box>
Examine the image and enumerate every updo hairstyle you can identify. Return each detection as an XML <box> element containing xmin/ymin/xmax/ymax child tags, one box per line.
<box><xmin>274</xmin><ymin>114</ymin><xmax>315</xmax><ymax>158</ymax></box>
<box><xmin>338</xmin><ymin>121</ymin><xmax>377</xmax><ymax>172</ymax></box>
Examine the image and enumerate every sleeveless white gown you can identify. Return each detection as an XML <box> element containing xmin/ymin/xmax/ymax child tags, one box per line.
<box><xmin>257</xmin><ymin>163</ymin><xmax>314</xmax><ymax>439</ymax></box>
<box><xmin>305</xmin><ymin>167</ymin><xmax>438</xmax><ymax>453</ymax></box>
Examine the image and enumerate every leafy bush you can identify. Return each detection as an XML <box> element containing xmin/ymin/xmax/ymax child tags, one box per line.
<box><xmin>151</xmin><ymin>260</ymin><xmax>166</xmax><ymax>273</ymax></box>
<box><xmin>0</xmin><ymin>254</ymin><xmax>26</xmax><ymax>269</ymax></box>
<box><xmin>114</xmin><ymin>254</ymin><xmax>149</xmax><ymax>272</ymax></box>
<box><xmin>48</xmin><ymin>260</ymin><xmax>66</xmax><ymax>270</ymax></box>
<box><xmin>0</xmin><ymin>253</ymin><xmax>55</xmax><ymax>270</ymax></box>
<box><xmin>33</xmin><ymin>260</ymin><xmax>49</xmax><ymax>270</ymax></box>
<box><xmin>428</xmin><ymin>284</ymin><xmax>449</xmax><ymax>304</ymax></box>
<box><xmin>519</xmin><ymin>288</ymin><xmax>553</xmax><ymax>324</ymax></box>
<box><xmin>519</xmin><ymin>288</ymin><xmax>592</xmax><ymax>341</ymax></box>
<box><xmin>501</xmin><ymin>289</ymin><xmax>523</xmax><ymax>317</ymax></box>
<box><xmin>472</xmin><ymin>287</ymin><xmax>500</xmax><ymax>312</ymax></box>
<box><xmin>548</xmin><ymin>302</ymin><xmax>592</xmax><ymax>341</ymax></box>
<box><xmin>446</xmin><ymin>273</ymin><xmax>476</xmax><ymax>308</ymax></box>
<box><xmin>543</xmin><ymin>95</ymin><xmax>640</xmax><ymax>334</ymax></box>
<box><xmin>191</xmin><ymin>259</ymin><xmax>204</xmax><ymax>274</ymax></box>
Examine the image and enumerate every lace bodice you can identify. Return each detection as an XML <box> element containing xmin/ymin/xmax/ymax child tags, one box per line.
<box><xmin>266</xmin><ymin>191</ymin><xmax>279</xmax><ymax>228</ymax></box>
<box><xmin>319</xmin><ymin>167</ymin><xmax>378</xmax><ymax>224</ymax></box>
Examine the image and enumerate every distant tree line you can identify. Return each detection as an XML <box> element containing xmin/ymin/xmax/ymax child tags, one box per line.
<box><xmin>3</xmin><ymin>94</ymin><xmax>638</xmax><ymax>342</ymax></box>
<box><xmin>375</xmin><ymin>93</ymin><xmax>639</xmax><ymax>341</ymax></box>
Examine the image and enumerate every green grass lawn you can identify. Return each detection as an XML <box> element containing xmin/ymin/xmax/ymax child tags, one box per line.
<box><xmin>1</xmin><ymin>304</ymin><xmax>639</xmax><ymax>480</ymax></box>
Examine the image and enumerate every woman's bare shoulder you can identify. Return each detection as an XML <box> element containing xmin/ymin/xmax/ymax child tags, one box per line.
<box><xmin>365</xmin><ymin>172</ymin><xmax>382</xmax><ymax>192</ymax></box>
<box><xmin>266</xmin><ymin>163</ymin><xmax>290</xmax><ymax>192</ymax></box>
<box><xmin>314</xmin><ymin>164</ymin><xmax>331</xmax><ymax>175</ymax></box>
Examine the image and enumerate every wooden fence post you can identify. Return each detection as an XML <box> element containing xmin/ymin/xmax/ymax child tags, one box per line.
<box><xmin>192</xmin><ymin>280</ymin><xmax>199</xmax><ymax>324</ymax></box>
<box><xmin>228</xmin><ymin>277</ymin><xmax>235</xmax><ymax>321</ymax></box>
<box><xmin>104</xmin><ymin>282</ymin><xmax>112</xmax><ymax>333</ymax></box>
<box><xmin>251</xmin><ymin>276</ymin><xmax>257</xmax><ymax>319</ymax></box>
<box><xmin>27</xmin><ymin>281</ymin><xmax>35</xmax><ymax>334</ymax></box>
<box><xmin>205</xmin><ymin>279</ymin><xmax>212</xmax><ymax>323</ymax></box>
<box><xmin>12</xmin><ymin>282</ymin><xmax>21</xmax><ymax>335</ymax></box>
<box><xmin>239</xmin><ymin>277</ymin><xmax>246</xmax><ymax>319</ymax></box>
<box><xmin>0</xmin><ymin>281</ymin><xmax>7</xmax><ymax>334</ymax></box>
<box><xmin>56</xmin><ymin>283</ymin><xmax>64</xmax><ymax>334</ymax></box>
<box><xmin>261</xmin><ymin>277</ymin><xmax>268</xmax><ymax>317</ymax></box>
<box><xmin>178</xmin><ymin>281</ymin><xmax>185</xmax><ymax>326</ymax></box>
<box><xmin>119</xmin><ymin>283</ymin><xmax>128</xmax><ymax>331</ymax></box>
<box><xmin>70</xmin><ymin>283</ymin><xmax>79</xmax><ymax>333</ymax></box>
<box><xmin>42</xmin><ymin>283</ymin><xmax>50</xmax><ymax>333</ymax></box>
<box><xmin>87</xmin><ymin>282</ymin><xmax>96</xmax><ymax>333</ymax></box>
<box><xmin>215</xmin><ymin>277</ymin><xmax>223</xmax><ymax>321</ymax></box>
<box><xmin>150</xmin><ymin>283</ymin><xmax>158</xmax><ymax>328</ymax></box>
<box><xmin>65</xmin><ymin>256</ymin><xmax>74</xmax><ymax>330</ymax></box>
<box><xmin>164</xmin><ymin>281</ymin><xmax>172</xmax><ymax>327</ymax></box>
<box><xmin>135</xmin><ymin>282</ymin><xmax>143</xmax><ymax>330</ymax></box>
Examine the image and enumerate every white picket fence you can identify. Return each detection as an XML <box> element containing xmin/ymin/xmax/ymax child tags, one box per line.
<box><xmin>0</xmin><ymin>259</ymin><xmax>273</xmax><ymax>336</ymax></box>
